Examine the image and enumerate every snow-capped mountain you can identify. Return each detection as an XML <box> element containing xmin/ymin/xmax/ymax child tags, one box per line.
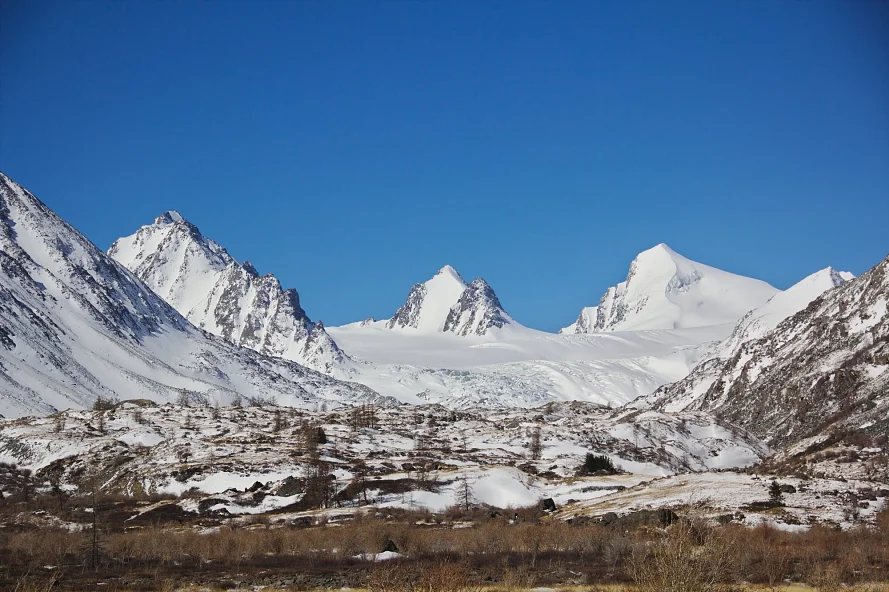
<box><xmin>0</xmin><ymin>172</ymin><xmax>379</xmax><ymax>418</ymax></box>
<box><xmin>442</xmin><ymin>278</ymin><xmax>514</xmax><ymax>336</ymax></box>
<box><xmin>109</xmin><ymin>212</ymin><xmax>346</xmax><ymax>373</ymax></box>
<box><xmin>561</xmin><ymin>244</ymin><xmax>779</xmax><ymax>334</ymax></box>
<box><xmin>386</xmin><ymin>265</ymin><xmax>468</xmax><ymax>331</ymax></box>
<box><xmin>386</xmin><ymin>266</ymin><xmax>514</xmax><ymax>336</ymax></box>
<box><xmin>637</xmin><ymin>254</ymin><xmax>888</xmax><ymax>447</ymax></box>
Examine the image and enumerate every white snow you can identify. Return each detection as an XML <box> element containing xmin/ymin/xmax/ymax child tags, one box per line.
<box><xmin>569</xmin><ymin>244</ymin><xmax>779</xmax><ymax>333</ymax></box>
<box><xmin>409</xmin><ymin>266</ymin><xmax>468</xmax><ymax>332</ymax></box>
<box><xmin>717</xmin><ymin>267</ymin><xmax>852</xmax><ymax>358</ymax></box>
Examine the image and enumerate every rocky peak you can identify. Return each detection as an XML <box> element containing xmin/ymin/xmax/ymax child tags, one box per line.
<box><xmin>109</xmin><ymin>212</ymin><xmax>349</xmax><ymax>373</ymax></box>
<box><xmin>386</xmin><ymin>265</ymin><xmax>468</xmax><ymax>331</ymax></box>
<box><xmin>242</xmin><ymin>261</ymin><xmax>260</xmax><ymax>278</ymax></box>
<box><xmin>154</xmin><ymin>210</ymin><xmax>185</xmax><ymax>225</ymax></box>
<box><xmin>442</xmin><ymin>278</ymin><xmax>512</xmax><ymax>336</ymax></box>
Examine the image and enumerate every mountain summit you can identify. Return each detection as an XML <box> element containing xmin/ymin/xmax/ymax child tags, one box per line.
<box><xmin>442</xmin><ymin>278</ymin><xmax>513</xmax><ymax>336</ymax></box>
<box><xmin>386</xmin><ymin>265</ymin><xmax>468</xmax><ymax>331</ymax></box>
<box><xmin>386</xmin><ymin>266</ymin><xmax>513</xmax><ymax>335</ymax></box>
<box><xmin>561</xmin><ymin>244</ymin><xmax>778</xmax><ymax>334</ymax></box>
<box><xmin>109</xmin><ymin>212</ymin><xmax>347</xmax><ymax>373</ymax></box>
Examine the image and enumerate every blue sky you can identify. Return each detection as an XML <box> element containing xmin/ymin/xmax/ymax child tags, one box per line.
<box><xmin>2</xmin><ymin>1</ymin><xmax>887</xmax><ymax>331</ymax></box>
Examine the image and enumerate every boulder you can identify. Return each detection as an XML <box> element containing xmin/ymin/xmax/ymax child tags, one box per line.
<box><xmin>275</xmin><ymin>476</ymin><xmax>303</xmax><ymax>497</ymax></box>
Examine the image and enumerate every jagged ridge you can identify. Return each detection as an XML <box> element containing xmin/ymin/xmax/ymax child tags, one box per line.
<box><xmin>109</xmin><ymin>212</ymin><xmax>347</xmax><ymax>373</ymax></box>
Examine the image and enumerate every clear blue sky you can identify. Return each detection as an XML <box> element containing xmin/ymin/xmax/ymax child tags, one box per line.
<box><xmin>2</xmin><ymin>1</ymin><xmax>887</xmax><ymax>331</ymax></box>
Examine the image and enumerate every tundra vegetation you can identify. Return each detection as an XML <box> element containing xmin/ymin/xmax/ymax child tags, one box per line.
<box><xmin>1</xmin><ymin>480</ymin><xmax>888</xmax><ymax>591</ymax></box>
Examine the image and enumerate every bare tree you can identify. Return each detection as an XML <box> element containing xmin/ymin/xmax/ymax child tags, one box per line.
<box><xmin>349</xmin><ymin>403</ymin><xmax>378</xmax><ymax>431</ymax></box>
<box><xmin>456</xmin><ymin>472</ymin><xmax>475</xmax><ymax>511</ymax></box>
<box><xmin>305</xmin><ymin>453</ymin><xmax>335</xmax><ymax>508</ymax></box>
<box><xmin>529</xmin><ymin>426</ymin><xmax>542</xmax><ymax>460</ymax></box>
<box><xmin>353</xmin><ymin>459</ymin><xmax>370</xmax><ymax>505</ymax></box>
<box><xmin>273</xmin><ymin>408</ymin><xmax>287</xmax><ymax>432</ymax></box>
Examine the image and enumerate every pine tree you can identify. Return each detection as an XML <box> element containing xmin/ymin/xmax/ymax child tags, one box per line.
<box><xmin>769</xmin><ymin>480</ymin><xmax>784</xmax><ymax>505</ymax></box>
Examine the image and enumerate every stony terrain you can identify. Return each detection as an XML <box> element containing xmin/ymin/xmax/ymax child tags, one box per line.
<box><xmin>639</xmin><ymin>253</ymin><xmax>889</xmax><ymax>448</ymax></box>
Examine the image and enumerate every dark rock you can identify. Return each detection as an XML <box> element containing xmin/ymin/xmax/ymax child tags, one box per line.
<box><xmin>275</xmin><ymin>476</ymin><xmax>303</xmax><ymax>497</ymax></box>
<box><xmin>518</xmin><ymin>463</ymin><xmax>538</xmax><ymax>475</ymax></box>
<box><xmin>171</xmin><ymin>466</ymin><xmax>202</xmax><ymax>483</ymax></box>
<box><xmin>541</xmin><ymin>498</ymin><xmax>557</xmax><ymax>512</ymax></box>
<box><xmin>658</xmin><ymin>509</ymin><xmax>679</xmax><ymax>526</ymax></box>
<box><xmin>779</xmin><ymin>484</ymin><xmax>797</xmax><ymax>494</ymax></box>
<box><xmin>248</xmin><ymin>481</ymin><xmax>265</xmax><ymax>492</ymax></box>
<box><xmin>198</xmin><ymin>498</ymin><xmax>228</xmax><ymax>514</ymax></box>
<box><xmin>382</xmin><ymin>539</ymin><xmax>399</xmax><ymax>553</ymax></box>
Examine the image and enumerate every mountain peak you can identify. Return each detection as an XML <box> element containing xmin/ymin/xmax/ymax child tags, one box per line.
<box><xmin>437</xmin><ymin>264</ymin><xmax>464</xmax><ymax>281</ymax></box>
<box><xmin>632</xmin><ymin>242</ymin><xmax>685</xmax><ymax>267</ymax></box>
<box><xmin>468</xmin><ymin>277</ymin><xmax>492</xmax><ymax>289</ymax></box>
<box><xmin>442</xmin><ymin>277</ymin><xmax>511</xmax><ymax>336</ymax></box>
<box><xmin>567</xmin><ymin>246</ymin><xmax>778</xmax><ymax>333</ymax></box>
<box><xmin>822</xmin><ymin>266</ymin><xmax>855</xmax><ymax>285</ymax></box>
<box><xmin>154</xmin><ymin>210</ymin><xmax>186</xmax><ymax>225</ymax></box>
<box><xmin>109</xmin><ymin>212</ymin><xmax>349</xmax><ymax>372</ymax></box>
<box><xmin>386</xmin><ymin>266</ymin><xmax>468</xmax><ymax>331</ymax></box>
<box><xmin>242</xmin><ymin>261</ymin><xmax>260</xmax><ymax>278</ymax></box>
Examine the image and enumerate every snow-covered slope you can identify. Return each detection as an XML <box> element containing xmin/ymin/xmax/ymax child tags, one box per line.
<box><xmin>109</xmin><ymin>212</ymin><xmax>346</xmax><ymax>373</ymax></box>
<box><xmin>561</xmin><ymin>244</ymin><xmax>779</xmax><ymax>334</ymax></box>
<box><xmin>328</xmin><ymin>322</ymin><xmax>728</xmax><ymax>408</ymax></box>
<box><xmin>0</xmin><ymin>172</ymin><xmax>379</xmax><ymax>418</ymax></box>
<box><xmin>637</xmin><ymin>254</ymin><xmax>888</xmax><ymax>447</ymax></box>
<box><xmin>716</xmin><ymin>267</ymin><xmax>854</xmax><ymax>358</ymax></box>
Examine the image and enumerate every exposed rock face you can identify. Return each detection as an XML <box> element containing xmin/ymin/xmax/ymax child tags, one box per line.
<box><xmin>442</xmin><ymin>278</ymin><xmax>512</xmax><ymax>336</ymax></box>
<box><xmin>109</xmin><ymin>212</ymin><xmax>347</xmax><ymax>373</ymax></box>
<box><xmin>644</xmin><ymin>255</ymin><xmax>889</xmax><ymax>448</ymax></box>
<box><xmin>0</xmin><ymin>172</ymin><xmax>378</xmax><ymax>418</ymax></box>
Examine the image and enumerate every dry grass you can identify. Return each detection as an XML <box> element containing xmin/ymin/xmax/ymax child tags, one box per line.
<box><xmin>1</xmin><ymin>507</ymin><xmax>887</xmax><ymax>590</ymax></box>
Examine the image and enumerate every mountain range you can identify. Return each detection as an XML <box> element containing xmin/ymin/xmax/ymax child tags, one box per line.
<box><xmin>1</xmin><ymin>171</ymin><xmax>886</xmax><ymax>454</ymax></box>
<box><xmin>0</xmin><ymin>173</ymin><xmax>379</xmax><ymax>418</ymax></box>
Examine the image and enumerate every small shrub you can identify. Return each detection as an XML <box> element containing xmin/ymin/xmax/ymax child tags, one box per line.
<box><xmin>577</xmin><ymin>453</ymin><xmax>618</xmax><ymax>475</ymax></box>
